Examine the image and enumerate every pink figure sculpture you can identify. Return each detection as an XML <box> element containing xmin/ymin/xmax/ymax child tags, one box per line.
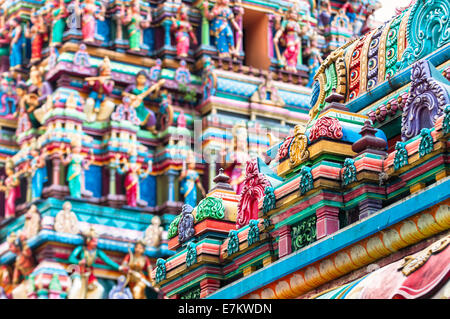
<box><xmin>171</xmin><ymin>4</ymin><xmax>197</xmax><ymax>58</ymax></box>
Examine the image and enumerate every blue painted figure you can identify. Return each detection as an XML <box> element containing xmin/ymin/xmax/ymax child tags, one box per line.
<box><xmin>203</xmin><ymin>0</ymin><xmax>242</xmax><ymax>58</ymax></box>
<box><xmin>8</xmin><ymin>17</ymin><xmax>25</xmax><ymax>70</ymax></box>
<box><xmin>30</xmin><ymin>148</ymin><xmax>47</xmax><ymax>200</ymax></box>
<box><xmin>179</xmin><ymin>152</ymin><xmax>205</xmax><ymax>208</ymax></box>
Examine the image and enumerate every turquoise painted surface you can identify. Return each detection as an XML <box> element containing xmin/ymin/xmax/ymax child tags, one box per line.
<box><xmin>207</xmin><ymin>177</ymin><xmax>450</xmax><ymax>299</ymax></box>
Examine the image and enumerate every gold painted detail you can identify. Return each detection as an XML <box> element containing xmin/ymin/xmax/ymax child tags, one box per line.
<box><xmin>398</xmin><ymin>234</ymin><xmax>450</xmax><ymax>276</ymax></box>
<box><xmin>289</xmin><ymin>124</ymin><xmax>309</xmax><ymax>168</ymax></box>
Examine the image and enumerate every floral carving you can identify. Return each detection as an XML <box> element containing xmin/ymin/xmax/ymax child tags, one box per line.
<box><xmin>394</xmin><ymin>141</ymin><xmax>408</xmax><ymax>170</ymax></box>
<box><xmin>196</xmin><ymin>197</ymin><xmax>225</xmax><ymax>222</ymax></box>
<box><xmin>262</xmin><ymin>186</ymin><xmax>276</xmax><ymax>215</ymax></box>
<box><xmin>236</xmin><ymin>159</ymin><xmax>271</xmax><ymax>229</ymax></box>
<box><xmin>168</xmin><ymin>214</ymin><xmax>181</xmax><ymax>239</ymax></box>
<box><xmin>178</xmin><ymin>204</ymin><xmax>195</xmax><ymax>244</ymax></box>
<box><xmin>342</xmin><ymin>158</ymin><xmax>357</xmax><ymax>186</ymax></box>
<box><xmin>401</xmin><ymin>60</ymin><xmax>449</xmax><ymax>140</ymax></box>
<box><xmin>185</xmin><ymin>242</ymin><xmax>197</xmax><ymax>268</ymax></box>
<box><xmin>299</xmin><ymin>166</ymin><xmax>314</xmax><ymax>195</ymax></box>
<box><xmin>291</xmin><ymin>215</ymin><xmax>317</xmax><ymax>252</ymax></box>
<box><xmin>227</xmin><ymin>230</ymin><xmax>239</xmax><ymax>256</ymax></box>
<box><xmin>155</xmin><ymin>258</ymin><xmax>166</xmax><ymax>284</ymax></box>
<box><xmin>418</xmin><ymin>128</ymin><xmax>434</xmax><ymax>157</ymax></box>
<box><xmin>309</xmin><ymin>116</ymin><xmax>343</xmax><ymax>142</ymax></box>
<box><xmin>398</xmin><ymin>0</ymin><xmax>450</xmax><ymax>70</ymax></box>
<box><xmin>289</xmin><ymin>124</ymin><xmax>309</xmax><ymax>168</ymax></box>
<box><xmin>247</xmin><ymin>220</ymin><xmax>260</xmax><ymax>246</ymax></box>
<box><xmin>277</xmin><ymin>135</ymin><xmax>293</xmax><ymax>160</ymax></box>
<box><xmin>443</xmin><ymin>105</ymin><xmax>450</xmax><ymax>134</ymax></box>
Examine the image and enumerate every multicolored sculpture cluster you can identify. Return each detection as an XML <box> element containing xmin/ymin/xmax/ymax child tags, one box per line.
<box><xmin>2</xmin><ymin>0</ymin><xmax>445</xmax><ymax>301</ymax></box>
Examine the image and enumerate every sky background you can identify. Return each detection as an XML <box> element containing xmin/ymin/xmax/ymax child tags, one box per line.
<box><xmin>372</xmin><ymin>0</ymin><xmax>412</xmax><ymax>23</ymax></box>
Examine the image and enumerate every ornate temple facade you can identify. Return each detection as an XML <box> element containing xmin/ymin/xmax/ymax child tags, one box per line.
<box><xmin>0</xmin><ymin>0</ymin><xmax>448</xmax><ymax>300</ymax></box>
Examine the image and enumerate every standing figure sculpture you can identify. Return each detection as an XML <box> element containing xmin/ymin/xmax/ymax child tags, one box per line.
<box><xmin>29</xmin><ymin>144</ymin><xmax>48</xmax><ymax>201</ymax></box>
<box><xmin>223</xmin><ymin>124</ymin><xmax>249</xmax><ymax>194</ymax></box>
<box><xmin>8</xmin><ymin>17</ymin><xmax>25</xmax><ymax>71</ymax></box>
<box><xmin>120</xmin><ymin>0</ymin><xmax>152</xmax><ymax>51</ymax></box>
<box><xmin>28</xmin><ymin>65</ymin><xmax>53</xmax><ymax>125</ymax></box>
<box><xmin>48</xmin><ymin>0</ymin><xmax>68</xmax><ymax>47</ymax></box>
<box><xmin>202</xmin><ymin>0</ymin><xmax>242</xmax><ymax>58</ymax></box>
<box><xmin>0</xmin><ymin>11</ymin><xmax>10</xmax><ymax>72</ymax></box>
<box><xmin>119</xmin><ymin>240</ymin><xmax>153</xmax><ymax>299</ymax></box>
<box><xmin>59</xmin><ymin>139</ymin><xmax>93</xmax><ymax>199</ymax></box>
<box><xmin>171</xmin><ymin>4</ymin><xmax>197</xmax><ymax>58</ymax></box>
<box><xmin>7</xmin><ymin>232</ymin><xmax>36</xmax><ymax>299</ymax></box>
<box><xmin>316</xmin><ymin>0</ymin><xmax>332</xmax><ymax>31</ymax></box>
<box><xmin>0</xmin><ymin>159</ymin><xmax>21</xmax><ymax>219</ymax></box>
<box><xmin>68</xmin><ymin>227</ymin><xmax>120</xmax><ymax>299</ymax></box>
<box><xmin>115</xmin><ymin>150</ymin><xmax>152</xmax><ymax>208</ymax></box>
<box><xmin>122</xmin><ymin>71</ymin><xmax>165</xmax><ymax>134</ymax></box>
<box><xmin>84</xmin><ymin>56</ymin><xmax>115</xmax><ymax>122</ymax></box>
<box><xmin>75</xmin><ymin>0</ymin><xmax>105</xmax><ymax>43</ymax></box>
<box><xmin>179</xmin><ymin>151</ymin><xmax>205</xmax><ymax>208</ymax></box>
<box><xmin>26</xmin><ymin>9</ymin><xmax>48</xmax><ymax>63</ymax></box>
<box><xmin>22</xmin><ymin>205</ymin><xmax>41</xmax><ymax>239</ymax></box>
<box><xmin>306</xmin><ymin>33</ymin><xmax>323</xmax><ymax>87</ymax></box>
<box><xmin>274</xmin><ymin>5</ymin><xmax>307</xmax><ymax>72</ymax></box>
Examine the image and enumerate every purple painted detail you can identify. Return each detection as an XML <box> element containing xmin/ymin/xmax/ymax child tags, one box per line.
<box><xmin>175</xmin><ymin>60</ymin><xmax>191</xmax><ymax>85</ymax></box>
<box><xmin>401</xmin><ymin>60</ymin><xmax>450</xmax><ymax>141</ymax></box>
<box><xmin>177</xmin><ymin>204</ymin><xmax>195</xmax><ymax>244</ymax></box>
<box><xmin>366</xmin><ymin>26</ymin><xmax>383</xmax><ymax>90</ymax></box>
<box><xmin>149</xmin><ymin>59</ymin><xmax>162</xmax><ymax>82</ymax></box>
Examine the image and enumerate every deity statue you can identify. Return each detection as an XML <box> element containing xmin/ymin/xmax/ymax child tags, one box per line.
<box><xmin>0</xmin><ymin>11</ymin><xmax>10</xmax><ymax>72</ymax></box>
<box><xmin>54</xmin><ymin>201</ymin><xmax>80</xmax><ymax>234</ymax></box>
<box><xmin>171</xmin><ymin>4</ymin><xmax>197</xmax><ymax>58</ymax></box>
<box><xmin>179</xmin><ymin>151</ymin><xmax>205</xmax><ymax>208</ymax></box>
<box><xmin>306</xmin><ymin>33</ymin><xmax>323</xmax><ymax>87</ymax></box>
<box><xmin>8</xmin><ymin>16</ymin><xmax>25</xmax><ymax>71</ymax></box>
<box><xmin>202</xmin><ymin>0</ymin><xmax>243</xmax><ymax>58</ymax></box>
<box><xmin>122</xmin><ymin>71</ymin><xmax>165</xmax><ymax>134</ymax></box>
<box><xmin>26</xmin><ymin>9</ymin><xmax>48</xmax><ymax>63</ymax></box>
<box><xmin>340</xmin><ymin>0</ymin><xmax>362</xmax><ymax>30</ymax></box>
<box><xmin>67</xmin><ymin>227</ymin><xmax>120</xmax><ymax>299</ymax></box>
<box><xmin>316</xmin><ymin>0</ymin><xmax>332</xmax><ymax>31</ymax></box>
<box><xmin>119</xmin><ymin>240</ymin><xmax>153</xmax><ymax>299</ymax></box>
<box><xmin>274</xmin><ymin>5</ymin><xmax>308</xmax><ymax>72</ymax></box>
<box><xmin>0</xmin><ymin>265</ymin><xmax>11</xmax><ymax>296</ymax></box>
<box><xmin>223</xmin><ymin>124</ymin><xmax>249</xmax><ymax>194</ymax></box>
<box><xmin>0</xmin><ymin>158</ymin><xmax>21</xmax><ymax>219</ymax></box>
<box><xmin>111</xmin><ymin>96</ymin><xmax>141</xmax><ymax>125</ymax></box>
<box><xmin>58</xmin><ymin>139</ymin><xmax>93</xmax><ymax>199</ymax></box>
<box><xmin>22</xmin><ymin>205</ymin><xmax>41</xmax><ymax>239</ymax></box>
<box><xmin>28</xmin><ymin>65</ymin><xmax>53</xmax><ymax>124</ymax></box>
<box><xmin>115</xmin><ymin>149</ymin><xmax>152</xmax><ymax>207</ymax></box>
<box><xmin>84</xmin><ymin>56</ymin><xmax>115</xmax><ymax>122</ymax></box>
<box><xmin>48</xmin><ymin>0</ymin><xmax>68</xmax><ymax>47</ymax></box>
<box><xmin>0</xmin><ymin>73</ymin><xmax>17</xmax><ymax>117</ymax></box>
<box><xmin>74</xmin><ymin>0</ymin><xmax>106</xmax><ymax>43</ymax></box>
<box><xmin>143</xmin><ymin>215</ymin><xmax>163</xmax><ymax>248</ymax></box>
<box><xmin>29</xmin><ymin>144</ymin><xmax>48</xmax><ymax>200</ymax></box>
<box><xmin>120</xmin><ymin>0</ymin><xmax>152</xmax><ymax>51</ymax></box>
<box><xmin>7</xmin><ymin>232</ymin><xmax>35</xmax><ymax>287</ymax></box>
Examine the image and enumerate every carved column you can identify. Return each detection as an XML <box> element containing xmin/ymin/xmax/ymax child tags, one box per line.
<box><xmin>358</xmin><ymin>198</ymin><xmax>383</xmax><ymax>220</ymax></box>
<box><xmin>166</xmin><ymin>169</ymin><xmax>177</xmax><ymax>202</ymax></box>
<box><xmin>316</xmin><ymin>206</ymin><xmax>340</xmax><ymax>239</ymax></box>
<box><xmin>278</xmin><ymin>225</ymin><xmax>292</xmax><ymax>258</ymax></box>
<box><xmin>162</xmin><ymin>19</ymin><xmax>172</xmax><ymax>48</ymax></box>
<box><xmin>199</xmin><ymin>278</ymin><xmax>220</xmax><ymax>298</ymax></box>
